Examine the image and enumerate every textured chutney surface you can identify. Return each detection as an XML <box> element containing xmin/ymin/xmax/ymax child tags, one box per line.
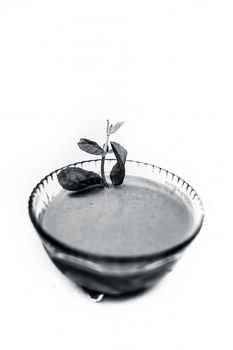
<box><xmin>43</xmin><ymin>176</ymin><xmax>193</xmax><ymax>257</ymax></box>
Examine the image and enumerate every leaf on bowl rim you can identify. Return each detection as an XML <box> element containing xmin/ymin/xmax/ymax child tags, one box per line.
<box><xmin>57</xmin><ymin>167</ymin><xmax>104</xmax><ymax>192</ymax></box>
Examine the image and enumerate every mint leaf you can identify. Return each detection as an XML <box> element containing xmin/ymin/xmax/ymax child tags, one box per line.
<box><xmin>109</xmin><ymin>121</ymin><xmax>125</xmax><ymax>135</ymax></box>
<box><xmin>110</xmin><ymin>142</ymin><xmax>128</xmax><ymax>186</ymax></box>
<box><xmin>57</xmin><ymin>167</ymin><xmax>104</xmax><ymax>191</ymax></box>
<box><xmin>78</xmin><ymin>139</ymin><xmax>105</xmax><ymax>156</ymax></box>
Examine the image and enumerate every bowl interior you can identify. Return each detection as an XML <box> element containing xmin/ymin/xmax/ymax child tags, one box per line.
<box><xmin>29</xmin><ymin>159</ymin><xmax>204</xmax><ymax>261</ymax></box>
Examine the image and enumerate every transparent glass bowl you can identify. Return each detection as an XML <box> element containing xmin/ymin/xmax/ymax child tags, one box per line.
<box><xmin>28</xmin><ymin>159</ymin><xmax>204</xmax><ymax>297</ymax></box>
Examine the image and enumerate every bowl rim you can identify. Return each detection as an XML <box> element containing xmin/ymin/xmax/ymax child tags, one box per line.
<box><xmin>28</xmin><ymin>159</ymin><xmax>205</xmax><ymax>263</ymax></box>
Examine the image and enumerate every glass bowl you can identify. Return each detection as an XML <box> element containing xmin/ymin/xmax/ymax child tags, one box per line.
<box><xmin>28</xmin><ymin>159</ymin><xmax>204</xmax><ymax>299</ymax></box>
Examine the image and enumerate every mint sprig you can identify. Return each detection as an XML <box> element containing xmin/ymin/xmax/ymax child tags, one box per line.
<box><xmin>57</xmin><ymin>120</ymin><xmax>127</xmax><ymax>192</ymax></box>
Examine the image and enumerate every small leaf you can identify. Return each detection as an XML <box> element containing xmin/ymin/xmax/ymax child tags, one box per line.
<box><xmin>109</xmin><ymin>121</ymin><xmax>125</xmax><ymax>135</ymax></box>
<box><xmin>110</xmin><ymin>142</ymin><xmax>128</xmax><ymax>186</ymax></box>
<box><xmin>78</xmin><ymin>139</ymin><xmax>105</xmax><ymax>155</ymax></box>
<box><xmin>57</xmin><ymin>167</ymin><xmax>104</xmax><ymax>191</ymax></box>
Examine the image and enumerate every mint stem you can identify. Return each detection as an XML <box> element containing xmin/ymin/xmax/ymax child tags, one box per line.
<box><xmin>101</xmin><ymin>155</ymin><xmax>108</xmax><ymax>188</ymax></box>
<box><xmin>101</xmin><ymin>124</ymin><xmax>110</xmax><ymax>187</ymax></box>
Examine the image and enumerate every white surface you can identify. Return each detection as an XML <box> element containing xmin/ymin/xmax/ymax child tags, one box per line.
<box><xmin>0</xmin><ymin>1</ymin><xmax>233</xmax><ymax>349</ymax></box>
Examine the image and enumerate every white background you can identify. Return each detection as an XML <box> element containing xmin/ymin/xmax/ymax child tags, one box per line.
<box><xmin>0</xmin><ymin>1</ymin><xmax>233</xmax><ymax>349</ymax></box>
